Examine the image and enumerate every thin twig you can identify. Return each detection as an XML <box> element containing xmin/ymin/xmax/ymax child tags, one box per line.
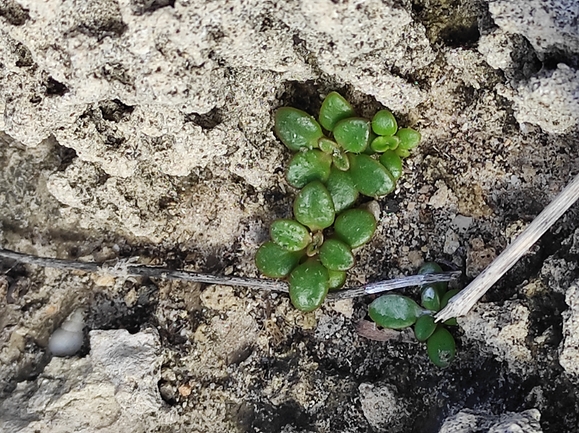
<box><xmin>436</xmin><ymin>172</ymin><xmax>579</xmax><ymax>323</ymax></box>
<box><xmin>0</xmin><ymin>248</ymin><xmax>460</xmax><ymax>299</ymax></box>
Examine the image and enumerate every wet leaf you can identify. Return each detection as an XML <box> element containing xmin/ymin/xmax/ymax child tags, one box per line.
<box><xmin>293</xmin><ymin>181</ymin><xmax>335</xmax><ymax>231</ymax></box>
<box><xmin>318</xmin><ymin>91</ymin><xmax>355</xmax><ymax>132</ymax></box>
<box><xmin>289</xmin><ymin>259</ymin><xmax>329</xmax><ymax>312</ymax></box>
<box><xmin>372</xmin><ymin>109</ymin><xmax>398</xmax><ymax>136</ymax></box>
<box><xmin>427</xmin><ymin>327</ymin><xmax>456</xmax><ymax>368</ymax></box>
<box><xmin>369</xmin><ymin>294</ymin><xmax>424</xmax><ymax>329</ymax></box>
<box><xmin>396</xmin><ymin>127</ymin><xmax>421</xmax><ymax>150</ymax></box>
<box><xmin>348</xmin><ymin>153</ymin><xmax>395</xmax><ymax>197</ymax></box>
<box><xmin>274</xmin><ymin>107</ymin><xmax>323</xmax><ymax>151</ymax></box>
<box><xmin>255</xmin><ymin>242</ymin><xmax>303</xmax><ymax>278</ymax></box>
<box><xmin>333</xmin><ymin>118</ymin><xmax>372</xmax><ymax>153</ymax></box>
<box><xmin>379</xmin><ymin>150</ymin><xmax>403</xmax><ymax>180</ymax></box>
<box><xmin>414</xmin><ymin>315</ymin><xmax>437</xmax><ymax>342</ymax></box>
<box><xmin>270</xmin><ymin>219</ymin><xmax>311</xmax><ymax>252</ymax></box>
<box><xmin>325</xmin><ymin>167</ymin><xmax>359</xmax><ymax>213</ymax></box>
<box><xmin>286</xmin><ymin>149</ymin><xmax>332</xmax><ymax>188</ymax></box>
<box><xmin>319</xmin><ymin>238</ymin><xmax>355</xmax><ymax>271</ymax></box>
<box><xmin>334</xmin><ymin>208</ymin><xmax>376</xmax><ymax>248</ymax></box>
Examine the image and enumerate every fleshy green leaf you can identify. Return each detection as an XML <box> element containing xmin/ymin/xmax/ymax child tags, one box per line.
<box><xmin>328</xmin><ymin>269</ymin><xmax>347</xmax><ymax>290</ymax></box>
<box><xmin>396</xmin><ymin>127</ymin><xmax>421</xmax><ymax>150</ymax></box>
<box><xmin>395</xmin><ymin>147</ymin><xmax>411</xmax><ymax>158</ymax></box>
<box><xmin>332</xmin><ymin>150</ymin><xmax>350</xmax><ymax>171</ymax></box>
<box><xmin>319</xmin><ymin>238</ymin><xmax>355</xmax><ymax>271</ymax></box>
<box><xmin>255</xmin><ymin>241</ymin><xmax>303</xmax><ymax>278</ymax></box>
<box><xmin>348</xmin><ymin>154</ymin><xmax>395</xmax><ymax>197</ymax></box>
<box><xmin>286</xmin><ymin>149</ymin><xmax>332</xmax><ymax>188</ymax></box>
<box><xmin>418</xmin><ymin>262</ymin><xmax>447</xmax><ymax>297</ymax></box>
<box><xmin>379</xmin><ymin>150</ymin><xmax>403</xmax><ymax>180</ymax></box>
<box><xmin>427</xmin><ymin>327</ymin><xmax>456</xmax><ymax>368</ymax></box>
<box><xmin>334</xmin><ymin>208</ymin><xmax>376</xmax><ymax>248</ymax></box>
<box><xmin>270</xmin><ymin>219</ymin><xmax>311</xmax><ymax>252</ymax></box>
<box><xmin>414</xmin><ymin>315</ymin><xmax>437</xmax><ymax>342</ymax></box>
<box><xmin>333</xmin><ymin>118</ymin><xmax>372</xmax><ymax>153</ymax></box>
<box><xmin>371</xmin><ymin>135</ymin><xmax>399</xmax><ymax>152</ymax></box>
<box><xmin>325</xmin><ymin>167</ymin><xmax>359</xmax><ymax>213</ymax></box>
<box><xmin>289</xmin><ymin>259</ymin><xmax>329</xmax><ymax>312</ymax></box>
<box><xmin>318</xmin><ymin>137</ymin><xmax>339</xmax><ymax>154</ymax></box>
<box><xmin>421</xmin><ymin>285</ymin><xmax>441</xmax><ymax>311</ymax></box>
<box><xmin>318</xmin><ymin>92</ymin><xmax>355</xmax><ymax>132</ymax></box>
<box><xmin>293</xmin><ymin>181</ymin><xmax>335</xmax><ymax>232</ymax></box>
<box><xmin>368</xmin><ymin>294</ymin><xmax>424</xmax><ymax>329</ymax></box>
<box><xmin>274</xmin><ymin>107</ymin><xmax>323</xmax><ymax>151</ymax></box>
<box><xmin>372</xmin><ymin>109</ymin><xmax>398</xmax><ymax>136</ymax></box>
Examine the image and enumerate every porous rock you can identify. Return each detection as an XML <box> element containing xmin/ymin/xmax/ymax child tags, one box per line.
<box><xmin>560</xmin><ymin>279</ymin><xmax>579</xmax><ymax>378</ymax></box>
<box><xmin>358</xmin><ymin>382</ymin><xmax>407</xmax><ymax>432</ymax></box>
<box><xmin>0</xmin><ymin>328</ymin><xmax>174</xmax><ymax>433</ymax></box>
<box><xmin>499</xmin><ymin>64</ymin><xmax>579</xmax><ymax>134</ymax></box>
<box><xmin>489</xmin><ymin>0</ymin><xmax>579</xmax><ymax>61</ymax></box>
<box><xmin>439</xmin><ymin>408</ymin><xmax>542</xmax><ymax>433</ymax></box>
<box><xmin>458</xmin><ymin>301</ymin><xmax>534</xmax><ymax>373</ymax></box>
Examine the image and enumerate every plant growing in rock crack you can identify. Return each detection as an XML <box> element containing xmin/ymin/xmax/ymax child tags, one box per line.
<box><xmin>255</xmin><ymin>91</ymin><xmax>422</xmax><ymax>312</ymax></box>
<box><xmin>369</xmin><ymin>262</ymin><xmax>460</xmax><ymax>368</ymax></box>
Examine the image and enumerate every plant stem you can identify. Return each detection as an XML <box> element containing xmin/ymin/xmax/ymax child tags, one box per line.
<box><xmin>0</xmin><ymin>248</ymin><xmax>460</xmax><ymax>299</ymax></box>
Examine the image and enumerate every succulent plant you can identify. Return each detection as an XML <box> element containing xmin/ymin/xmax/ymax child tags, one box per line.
<box><xmin>256</xmin><ymin>91</ymin><xmax>422</xmax><ymax>312</ymax></box>
<box><xmin>368</xmin><ymin>262</ymin><xmax>460</xmax><ymax>368</ymax></box>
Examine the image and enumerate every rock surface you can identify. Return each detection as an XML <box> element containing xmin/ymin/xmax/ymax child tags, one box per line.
<box><xmin>1</xmin><ymin>1</ymin><xmax>579</xmax><ymax>432</ymax></box>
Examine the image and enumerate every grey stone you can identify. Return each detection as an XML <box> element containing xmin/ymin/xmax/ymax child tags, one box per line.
<box><xmin>439</xmin><ymin>408</ymin><xmax>542</xmax><ymax>433</ymax></box>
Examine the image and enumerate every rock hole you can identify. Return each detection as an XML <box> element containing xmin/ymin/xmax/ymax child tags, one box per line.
<box><xmin>44</xmin><ymin>77</ymin><xmax>68</xmax><ymax>96</ymax></box>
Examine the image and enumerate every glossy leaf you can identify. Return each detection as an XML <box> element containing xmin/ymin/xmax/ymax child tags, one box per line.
<box><xmin>395</xmin><ymin>147</ymin><xmax>411</xmax><ymax>158</ymax></box>
<box><xmin>414</xmin><ymin>315</ymin><xmax>437</xmax><ymax>342</ymax></box>
<box><xmin>270</xmin><ymin>219</ymin><xmax>311</xmax><ymax>252</ymax></box>
<box><xmin>396</xmin><ymin>127</ymin><xmax>421</xmax><ymax>150</ymax></box>
<box><xmin>371</xmin><ymin>135</ymin><xmax>399</xmax><ymax>152</ymax></box>
<box><xmin>328</xmin><ymin>269</ymin><xmax>347</xmax><ymax>290</ymax></box>
<box><xmin>421</xmin><ymin>285</ymin><xmax>441</xmax><ymax>311</ymax></box>
<box><xmin>333</xmin><ymin>118</ymin><xmax>372</xmax><ymax>153</ymax></box>
<box><xmin>368</xmin><ymin>294</ymin><xmax>423</xmax><ymax>329</ymax></box>
<box><xmin>372</xmin><ymin>109</ymin><xmax>398</xmax><ymax>136</ymax></box>
<box><xmin>325</xmin><ymin>167</ymin><xmax>359</xmax><ymax>213</ymax></box>
<box><xmin>293</xmin><ymin>181</ymin><xmax>335</xmax><ymax>232</ymax></box>
<box><xmin>379</xmin><ymin>150</ymin><xmax>403</xmax><ymax>180</ymax></box>
<box><xmin>418</xmin><ymin>262</ymin><xmax>447</xmax><ymax>297</ymax></box>
<box><xmin>255</xmin><ymin>242</ymin><xmax>303</xmax><ymax>278</ymax></box>
<box><xmin>427</xmin><ymin>327</ymin><xmax>456</xmax><ymax>368</ymax></box>
<box><xmin>318</xmin><ymin>137</ymin><xmax>339</xmax><ymax>154</ymax></box>
<box><xmin>289</xmin><ymin>259</ymin><xmax>329</xmax><ymax>312</ymax></box>
<box><xmin>334</xmin><ymin>208</ymin><xmax>376</xmax><ymax>248</ymax></box>
<box><xmin>274</xmin><ymin>107</ymin><xmax>323</xmax><ymax>151</ymax></box>
<box><xmin>348</xmin><ymin>154</ymin><xmax>395</xmax><ymax>197</ymax></box>
<box><xmin>319</xmin><ymin>238</ymin><xmax>355</xmax><ymax>271</ymax></box>
<box><xmin>319</xmin><ymin>92</ymin><xmax>355</xmax><ymax>132</ymax></box>
<box><xmin>286</xmin><ymin>149</ymin><xmax>332</xmax><ymax>188</ymax></box>
<box><xmin>332</xmin><ymin>151</ymin><xmax>350</xmax><ymax>171</ymax></box>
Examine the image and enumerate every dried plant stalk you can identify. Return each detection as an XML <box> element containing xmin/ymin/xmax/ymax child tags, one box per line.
<box><xmin>0</xmin><ymin>248</ymin><xmax>459</xmax><ymax>299</ymax></box>
<box><xmin>436</xmin><ymin>173</ymin><xmax>579</xmax><ymax>323</ymax></box>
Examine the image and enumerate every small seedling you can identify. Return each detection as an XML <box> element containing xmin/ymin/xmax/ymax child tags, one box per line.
<box><xmin>256</xmin><ymin>91</ymin><xmax>422</xmax><ymax>312</ymax></box>
<box><xmin>368</xmin><ymin>262</ymin><xmax>459</xmax><ymax>368</ymax></box>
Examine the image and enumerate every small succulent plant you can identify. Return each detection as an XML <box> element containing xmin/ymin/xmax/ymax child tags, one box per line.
<box><xmin>368</xmin><ymin>262</ymin><xmax>459</xmax><ymax>368</ymax></box>
<box><xmin>256</xmin><ymin>91</ymin><xmax>421</xmax><ymax>312</ymax></box>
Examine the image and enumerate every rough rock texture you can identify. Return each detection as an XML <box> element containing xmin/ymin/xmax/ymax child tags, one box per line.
<box><xmin>489</xmin><ymin>0</ymin><xmax>579</xmax><ymax>61</ymax></box>
<box><xmin>439</xmin><ymin>408</ymin><xmax>542</xmax><ymax>433</ymax></box>
<box><xmin>0</xmin><ymin>329</ymin><xmax>175</xmax><ymax>433</ymax></box>
<box><xmin>1</xmin><ymin>0</ymin><xmax>579</xmax><ymax>432</ymax></box>
<box><xmin>458</xmin><ymin>300</ymin><xmax>534</xmax><ymax>373</ymax></box>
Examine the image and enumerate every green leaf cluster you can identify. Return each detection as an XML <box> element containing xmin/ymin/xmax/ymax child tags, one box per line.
<box><xmin>256</xmin><ymin>92</ymin><xmax>421</xmax><ymax>312</ymax></box>
<box><xmin>368</xmin><ymin>262</ymin><xmax>459</xmax><ymax>368</ymax></box>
